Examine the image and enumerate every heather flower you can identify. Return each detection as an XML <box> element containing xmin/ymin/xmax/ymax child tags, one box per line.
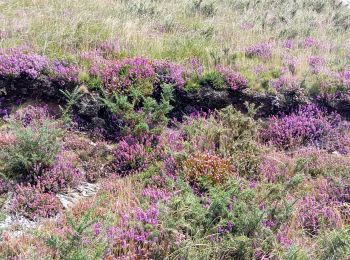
<box><xmin>9</xmin><ymin>105</ymin><xmax>51</xmax><ymax>127</ymax></box>
<box><xmin>98</xmin><ymin>37</ymin><xmax>121</xmax><ymax>57</ymax></box>
<box><xmin>113</xmin><ymin>137</ymin><xmax>150</xmax><ymax>176</ymax></box>
<box><xmin>187</xmin><ymin>57</ymin><xmax>203</xmax><ymax>76</ymax></box>
<box><xmin>246</xmin><ymin>42</ymin><xmax>273</xmax><ymax>59</ymax></box>
<box><xmin>95</xmin><ymin>57</ymin><xmax>156</xmax><ymax>93</ymax></box>
<box><xmin>259</xmin><ymin>152</ymin><xmax>291</xmax><ymax>183</ymax></box>
<box><xmin>282</xmin><ymin>54</ymin><xmax>298</xmax><ymax>74</ymax></box>
<box><xmin>153</xmin><ymin>60</ymin><xmax>188</xmax><ymax>89</ymax></box>
<box><xmin>276</xmin><ymin>224</ymin><xmax>292</xmax><ymax>247</ymax></box>
<box><xmin>261</xmin><ymin>104</ymin><xmax>350</xmax><ymax>152</ymax></box>
<box><xmin>10</xmin><ymin>184</ymin><xmax>62</xmax><ymax>220</ymax></box>
<box><xmin>270</xmin><ymin>74</ymin><xmax>299</xmax><ymax>90</ymax></box>
<box><xmin>216</xmin><ymin>65</ymin><xmax>248</xmax><ymax>90</ymax></box>
<box><xmin>0</xmin><ymin>47</ymin><xmax>50</xmax><ymax>79</ymax></box>
<box><xmin>36</xmin><ymin>152</ymin><xmax>84</xmax><ymax>193</ymax></box>
<box><xmin>141</xmin><ymin>187</ymin><xmax>171</xmax><ymax>203</ymax></box>
<box><xmin>296</xmin><ymin>194</ymin><xmax>342</xmax><ymax>235</ymax></box>
<box><xmin>282</xmin><ymin>39</ymin><xmax>294</xmax><ymax>49</ymax></box>
<box><xmin>340</xmin><ymin>70</ymin><xmax>350</xmax><ymax>88</ymax></box>
<box><xmin>302</xmin><ymin>37</ymin><xmax>320</xmax><ymax>48</ymax></box>
<box><xmin>50</xmin><ymin>60</ymin><xmax>80</xmax><ymax>85</ymax></box>
<box><xmin>252</xmin><ymin>64</ymin><xmax>267</xmax><ymax>75</ymax></box>
<box><xmin>308</xmin><ymin>56</ymin><xmax>325</xmax><ymax>74</ymax></box>
<box><xmin>106</xmin><ymin>204</ymin><xmax>161</xmax><ymax>259</ymax></box>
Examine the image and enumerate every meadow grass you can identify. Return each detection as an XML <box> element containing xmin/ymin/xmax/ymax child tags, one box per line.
<box><xmin>1</xmin><ymin>0</ymin><xmax>350</xmax><ymax>70</ymax></box>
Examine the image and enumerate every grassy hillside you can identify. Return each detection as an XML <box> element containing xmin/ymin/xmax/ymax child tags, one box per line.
<box><xmin>0</xmin><ymin>0</ymin><xmax>350</xmax><ymax>259</ymax></box>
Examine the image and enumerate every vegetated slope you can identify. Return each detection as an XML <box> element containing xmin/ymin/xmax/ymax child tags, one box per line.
<box><xmin>0</xmin><ymin>0</ymin><xmax>350</xmax><ymax>259</ymax></box>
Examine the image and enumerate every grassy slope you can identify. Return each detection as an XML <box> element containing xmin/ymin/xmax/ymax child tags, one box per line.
<box><xmin>1</xmin><ymin>0</ymin><xmax>350</xmax><ymax>66</ymax></box>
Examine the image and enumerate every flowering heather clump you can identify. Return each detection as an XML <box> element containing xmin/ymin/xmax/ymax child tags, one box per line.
<box><xmin>340</xmin><ymin>70</ymin><xmax>350</xmax><ymax>88</ymax></box>
<box><xmin>9</xmin><ymin>105</ymin><xmax>52</xmax><ymax>127</ymax></box>
<box><xmin>245</xmin><ymin>42</ymin><xmax>273</xmax><ymax>59</ymax></box>
<box><xmin>184</xmin><ymin>153</ymin><xmax>234</xmax><ymax>185</ymax></box>
<box><xmin>302</xmin><ymin>37</ymin><xmax>320</xmax><ymax>48</ymax></box>
<box><xmin>187</xmin><ymin>57</ymin><xmax>203</xmax><ymax>76</ymax></box>
<box><xmin>50</xmin><ymin>60</ymin><xmax>80</xmax><ymax>85</ymax></box>
<box><xmin>216</xmin><ymin>65</ymin><xmax>248</xmax><ymax>90</ymax></box>
<box><xmin>106</xmin><ymin>205</ymin><xmax>161</xmax><ymax>259</ymax></box>
<box><xmin>36</xmin><ymin>152</ymin><xmax>84</xmax><ymax>193</ymax></box>
<box><xmin>308</xmin><ymin>56</ymin><xmax>325</xmax><ymax>74</ymax></box>
<box><xmin>259</xmin><ymin>151</ymin><xmax>291</xmax><ymax>183</ymax></box>
<box><xmin>270</xmin><ymin>74</ymin><xmax>299</xmax><ymax>90</ymax></box>
<box><xmin>10</xmin><ymin>184</ymin><xmax>62</xmax><ymax>220</ymax></box>
<box><xmin>0</xmin><ymin>48</ymin><xmax>50</xmax><ymax>79</ymax></box>
<box><xmin>94</xmin><ymin>57</ymin><xmax>156</xmax><ymax>93</ymax></box>
<box><xmin>252</xmin><ymin>64</ymin><xmax>268</xmax><ymax>75</ymax></box>
<box><xmin>98</xmin><ymin>37</ymin><xmax>122</xmax><ymax>57</ymax></box>
<box><xmin>282</xmin><ymin>54</ymin><xmax>298</xmax><ymax>74</ymax></box>
<box><xmin>0</xmin><ymin>178</ymin><xmax>9</xmax><ymax>195</ymax></box>
<box><xmin>153</xmin><ymin>60</ymin><xmax>188</xmax><ymax>89</ymax></box>
<box><xmin>296</xmin><ymin>179</ymin><xmax>344</xmax><ymax>236</ymax></box>
<box><xmin>113</xmin><ymin>137</ymin><xmax>151</xmax><ymax>176</ymax></box>
<box><xmin>282</xmin><ymin>39</ymin><xmax>294</xmax><ymax>49</ymax></box>
<box><xmin>0</xmin><ymin>133</ymin><xmax>16</xmax><ymax>147</ymax></box>
<box><xmin>261</xmin><ymin>104</ymin><xmax>350</xmax><ymax>152</ymax></box>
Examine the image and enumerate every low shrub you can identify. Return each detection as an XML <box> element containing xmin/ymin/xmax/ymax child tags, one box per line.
<box><xmin>183</xmin><ymin>152</ymin><xmax>234</xmax><ymax>187</ymax></box>
<box><xmin>102</xmin><ymin>84</ymin><xmax>173</xmax><ymax>138</ymax></box>
<box><xmin>1</xmin><ymin>106</ymin><xmax>62</xmax><ymax>182</ymax></box>
<box><xmin>96</xmin><ymin>57</ymin><xmax>156</xmax><ymax>95</ymax></box>
<box><xmin>217</xmin><ymin>65</ymin><xmax>248</xmax><ymax>90</ymax></box>
<box><xmin>199</xmin><ymin>71</ymin><xmax>226</xmax><ymax>90</ymax></box>
<box><xmin>113</xmin><ymin>137</ymin><xmax>150</xmax><ymax>176</ymax></box>
<box><xmin>245</xmin><ymin>42</ymin><xmax>273</xmax><ymax>59</ymax></box>
<box><xmin>10</xmin><ymin>184</ymin><xmax>62</xmax><ymax>220</ymax></box>
<box><xmin>260</xmin><ymin>104</ymin><xmax>350</xmax><ymax>153</ymax></box>
<box><xmin>317</xmin><ymin>227</ymin><xmax>350</xmax><ymax>259</ymax></box>
<box><xmin>37</xmin><ymin>152</ymin><xmax>84</xmax><ymax>193</ymax></box>
<box><xmin>0</xmin><ymin>47</ymin><xmax>50</xmax><ymax>79</ymax></box>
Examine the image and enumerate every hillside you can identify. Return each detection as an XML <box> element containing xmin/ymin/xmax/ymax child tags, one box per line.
<box><xmin>1</xmin><ymin>0</ymin><xmax>350</xmax><ymax>259</ymax></box>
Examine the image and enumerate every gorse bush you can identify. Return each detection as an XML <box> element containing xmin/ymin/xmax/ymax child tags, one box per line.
<box><xmin>181</xmin><ymin>106</ymin><xmax>262</xmax><ymax>177</ymax></box>
<box><xmin>1</xmin><ymin>106</ymin><xmax>62</xmax><ymax>182</ymax></box>
<box><xmin>317</xmin><ymin>227</ymin><xmax>350</xmax><ymax>259</ymax></box>
<box><xmin>199</xmin><ymin>71</ymin><xmax>226</xmax><ymax>90</ymax></box>
<box><xmin>103</xmin><ymin>84</ymin><xmax>173</xmax><ymax>138</ymax></box>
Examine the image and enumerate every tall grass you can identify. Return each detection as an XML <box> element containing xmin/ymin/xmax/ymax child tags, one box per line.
<box><xmin>1</xmin><ymin>0</ymin><xmax>350</xmax><ymax>69</ymax></box>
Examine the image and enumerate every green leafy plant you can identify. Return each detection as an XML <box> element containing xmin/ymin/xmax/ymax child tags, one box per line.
<box><xmin>199</xmin><ymin>71</ymin><xmax>226</xmax><ymax>90</ymax></box>
<box><xmin>102</xmin><ymin>84</ymin><xmax>173</xmax><ymax>137</ymax></box>
<box><xmin>1</xmin><ymin>109</ymin><xmax>62</xmax><ymax>182</ymax></box>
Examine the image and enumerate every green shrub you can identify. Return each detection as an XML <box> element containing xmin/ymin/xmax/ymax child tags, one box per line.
<box><xmin>199</xmin><ymin>71</ymin><xmax>226</xmax><ymax>90</ymax></box>
<box><xmin>184</xmin><ymin>76</ymin><xmax>201</xmax><ymax>92</ymax></box>
<box><xmin>1</xmin><ymin>106</ymin><xmax>62</xmax><ymax>182</ymax></box>
<box><xmin>317</xmin><ymin>227</ymin><xmax>350</xmax><ymax>260</ymax></box>
<box><xmin>102</xmin><ymin>84</ymin><xmax>173</xmax><ymax>137</ymax></box>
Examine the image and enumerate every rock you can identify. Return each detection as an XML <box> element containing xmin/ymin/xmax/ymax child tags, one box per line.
<box><xmin>76</xmin><ymin>92</ymin><xmax>102</xmax><ymax>119</ymax></box>
<box><xmin>92</xmin><ymin>117</ymin><xmax>106</xmax><ymax>128</ymax></box>
<box><xmin>57</xmin><ymin>182</ymin><xmax>99</xmax><ymax>209</ymax></box>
